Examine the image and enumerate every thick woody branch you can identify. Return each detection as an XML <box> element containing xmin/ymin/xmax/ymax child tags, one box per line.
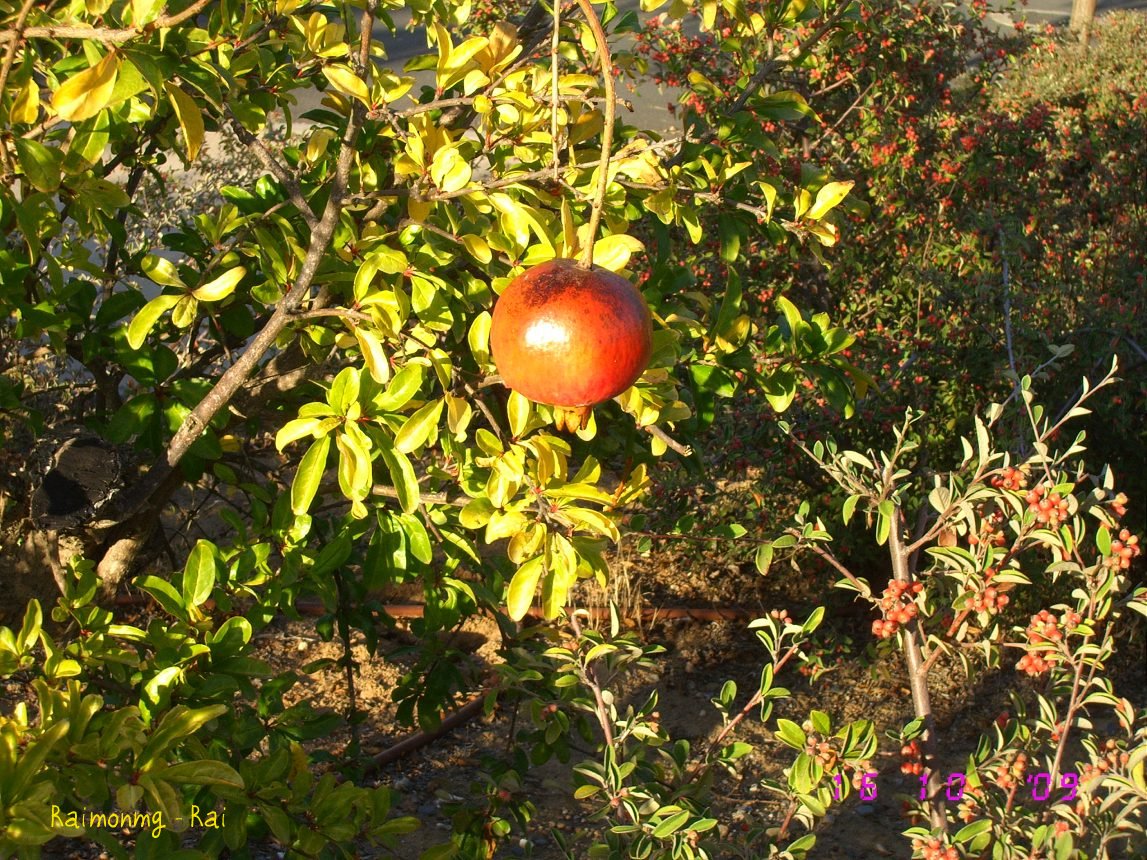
<box><xmin>0</xmin><ymin>0</ymin><xmax>214</xmax><ymax>45</ymax></box>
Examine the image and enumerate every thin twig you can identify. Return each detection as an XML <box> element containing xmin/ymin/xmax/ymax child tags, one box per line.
<box><xmin>572</xmin><ymin>0</ymin><xmax>614</xmax><ymax>269</ymax></box>
<box><xmin>226</xmin><ymin>108</ymin><xmax>318</xmax><ymax>230</ymax></box>
<box><xmin>551</xmin><ymin>0</ymin><xmax>561</xmax><ymax>183</ymax></box>
<box><xmin>569</xmin><ymin>609</ymin><xmax>615</xmax><ymax>750</ymax></box>
<box><xmin>642</xmin><ymin>423</ymin><xmax>692</xmax><ymax>456</ymax></box>
<box><xmin>0</xmin><ymin>0</ymin><xmax>36</xmax><ymax>179</ymax></box>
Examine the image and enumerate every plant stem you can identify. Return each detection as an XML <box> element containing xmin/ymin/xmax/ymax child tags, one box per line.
<box><xmin>569</xmin><ymin>610</ymin><xmax>614</xmax><ymax>749</ymax></box>
<box><xmin>551</xmin><ymin>0</ymin><xmax>561</xmax><ymax>184</ymax></box>
<box><xmin>0</xmin><ymin>0</ymin><xmax>37</xmax><ymax>180</ymax></box>
<box><xmin>889</xmin><ymin>504</ymin><xmax>947</xmax><ymax>832</ymax></box>
<box><xmin>572</xmin><ymin>0</ymin><xmax>614</xmax><ymax>270</ymax></box>
<box><xmin>333</xmin><ymin>566</ymin><xmax>361</xmax><ymax>750</ymax></box>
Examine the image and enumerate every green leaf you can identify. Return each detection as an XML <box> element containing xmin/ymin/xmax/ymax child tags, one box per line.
<box><xmin>590</xmin><ymin>234</ymin><xmax>644</xmax><ymax>272</ymax></box>
<box><xmin>651</xmin><ymin>810</ymin><xmax>691</xmax><ymax>839</ymax></box>
<box><xmin>164</xmin><ymin>81</ymin><xmax>205</xmax><ymax>162</ymax></box>
<box><xmin>507</xmin><ymin>390</ymin><xmax>530</xmax><ymax>438</ymax></box>
<box><xmin>356</xmin><ymin>327</ymin><xmax>391</xmax><ymax>384</ymax></box>
<box><xmin>954</xmin><ymin>819</ymin><xmax>993</xmax><ymax>844</ymax></box>
<box><xmin>322</xmin><ymin>64</ymin><xmax>371</xmax><ymax>104</ymax></box>
<box><xmin>712</xmin><ymin>268</ymin><xmax>743</xmax><ymax>340</ymax></box>
<box><xmin>376</xmin><ymin>363</ymin><xmax>424</xmax><ymax>412</ymax></box>
<box><xmin>462</xmin><ymin>234</ymin><xmax>492</xmax><ymax>264</ymax></box>
<box><xmin>757</xmin><ymin>89</ymin><xmax>817</xmax><ymax>122</ymax></box>
<box><xmin>193</xmin><ymin>266</ymin><xmax>245</xmax><ymax>301</ymax></box>
<box><xmin>842</xmin><ymin>494</ymin><xmax>861</xmax><ymax>525</ymax></box>
<box><xmin>14</xmin><ymin>139</ymin><xmax>61</xmax><ymax>192</ymax></box>
<box><xmin>182</xmin><ymin>540</ymin><xmax>216</xmax><ymax>608</ymax></box>
<box><xmin>775</xmin><ymin>718</ymin><xmax>806</xmax><ymax>750</ymax></box>
<box><xmin>802</xmin><ymin>606</ymin><xmax>825</xmax><ymax>635</ymax></box>
<box><xmin>328</xmin><ymin>366</ymin><xmax>361</xmax><ymax>414</ymax></box>
<box><xmin>399</xmin><ymin>513</ymin><xmax>433</xmax><ymax>564</ymax></box>
<box><xmin>160</xmin><ymin>760</ymin><xmax>245</xmax><ymax>788</ymax></box>
<box><xmin>378</xmin><ymin>440</ymin><xmax>419</xmax><ymax>514</ymax></box>
<box><xmin>806</xmin><ymin>181</ymin><xmax>854</xmax><ymax>221</ymax></box>
<box><xmin>276</xmin><ymin>416</ymin><xmax>323</xmax><ymax>452</ymax></box>
<box><xmin>17</xmin><ymin>600</ymin><xmax>42</xmax><ymax>652</ymax></box>
<box><xmin>755</xmin><ymin>542</ymin><xmax>774</xmax><ymax>575</ymax></box>
<box><xmin>52</xmin><ymin>51</ymin><xmax>120</xmax><ymax>122</ymax></box>
<box><xmin>506</xmin><ymin>555</ymin><xmax>544</xmax><ymax>621</ymax></box>
<box><xmin>126</xmin><ymin>293</ymin><xmax>181</xmax><ymax>349</ymax></box>
<box><xmin>141</xmin><ymin>254</ymin><xmax>186</xmax><ymax>288</ymax></box>
<box><xmin>292</xmin><ymin>435</ymin><xmax>331</xmax><ymax>514</ymax></box>
<box><xmin>395</xmin><ymin>398</ymin><xmax>444</xmax><ymax>453</ymax></box>
<box><xmin>135</xmin><ymin>575</ymin><xmax>188</xmax><ymax>619</ymax></box>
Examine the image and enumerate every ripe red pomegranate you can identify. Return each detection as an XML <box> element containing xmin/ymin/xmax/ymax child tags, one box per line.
<box><xmin>490</xmin><ymin>258</ymin><xmax>652</xmax><ymax>432</ymax></box>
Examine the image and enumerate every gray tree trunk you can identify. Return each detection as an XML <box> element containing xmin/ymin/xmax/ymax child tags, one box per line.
<box><xmin>1069</xmin><ymin>0</ymin><xmax>1097</xmax><ymax>43</ymax></box>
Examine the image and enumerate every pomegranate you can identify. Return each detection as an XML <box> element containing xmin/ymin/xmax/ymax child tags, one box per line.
<box><xmin>490</xmin><ymin>258</ymin><xmax>653</xmax><ymax>432</ymax></box>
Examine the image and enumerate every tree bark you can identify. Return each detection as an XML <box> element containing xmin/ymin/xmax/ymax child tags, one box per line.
<box><xmin>1069</xmin><ymin>0</ymin><xmax>1097</xmax><ymax>44</ymax></box>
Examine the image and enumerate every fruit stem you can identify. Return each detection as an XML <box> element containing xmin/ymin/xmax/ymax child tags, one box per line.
<box><xmin>551</xmin><ymin>0</ymin><xmax>561</xmax><ymax>184</ymax></box>
<box><xmin>572</xmin><ymin>0</ymin><xmax>615</xmax><ymax>271</ymax></box>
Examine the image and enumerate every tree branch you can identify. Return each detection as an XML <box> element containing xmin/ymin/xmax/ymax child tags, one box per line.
<box><xmin>0</xmin><ymin>0</ymin><xmax>214</xmax><ymax>46</ymax></box>
<box><xmin>0</xmin><ymin>0</ymin><xmax>37</xmax><ymax>180</ymax></box>
<box><xmin>226</xmin><ymin>108</ymin><xmax>318</xmax><ymax>230</ymax></box>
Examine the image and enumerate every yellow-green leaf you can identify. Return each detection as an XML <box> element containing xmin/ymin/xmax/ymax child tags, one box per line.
<box><xmin>52</xmin><ymin>51</ymin><xmax>119</xmax><ymax>123</ymax></box>
<box><xmin>292</xmin><ymin>435</ymin><xmax>330</xmax><ymax>514</ymax></box>
<box><xmin>507</xmin><ymin>390</ymin><xmax>530</xmax><ymax>438</ymax></box>
<box><xmin>806</xmin><ymin>180</ymin><xmax>854</xmax><ymax>221</ymax></box>
<box><xmin>171</xmin><ymin>294</ymin><xmax>198</xmax><ymax>328</ymax></box>
<box><xmin>164</xmin><ymin>82</ymin><xmax>205</xmax><ymax>162</ymax></box>
<box><xmin>126</xmin><ymin>293</ymin><xmax>181</xmax><ymax>349</ymax></box>
<box><xmin>131</xmin><ymin>0</ymin><xmax>166</xmax><ymax>27</ymax></box>
<box><xmin>506</xmin><ymin>555</ymin><xmax>544</xmax><ymax>621</ymax></box>
<box><xmin>142</xmin><ymin>253</ymin><xmax>186</xmax><ymax>288</ymax></box>
<box><xmin>461</xmin><ymin>234</ymin><xmax>492</xmax><ymax>264</ymax></box>
<box><xmin>52</xmin><ymin>51</ymin><xmax>119</xmax><ymax>122</ymax></box>
<box><xmin>193</xmin><ymin>266</ymin><xmax>245</xmax><ymax>301</ymax></box>
<box><xmin>429</xmin><ymin>145</ymin><xmax>471</xmax><ymax>194</ymax></box>
<box><xmin>394</xmin><ymin>398</ymin><xmax>444</xmax><ymax>454</ymax></box>
<box><xmin>355</xmin><ymin>327</ymin><xmax>391</xmax><ymax>384</ymax></box>
<box><xmin>446</xmin><ymin>393</ymin><xmax>472</xmax><ymax>439</ymax></box>
<box><xmin>590</xmin><ymin>233</ymin><xmax>644</xmax><ymax>272</ymax></box>
<box><xmin>793</xmin><ymin>188</ymin><xmax>812</xmax><ymax>220</ymax></box>
<box><xmin>276</xmin><ymin>417</ymin><xmax>324</xmax><ymax>452</ymax></box>
<box><xmin>322</xmin><ymin>65</ymin><xmax>370</xmax><ymax>105</ymax></box>
<box><xmin>9</xmin><ymin>77</ymin><xmax>40</xmax><ymax>125</ymax></box>
<box><xmin>377</xmin><ymin>441</ymin><xmax>419</xmax><ymax>514</ymax></box>
<box><xmin>468</xmin><ymin>311</ymin><xmax>492</xmax><ymax>366</ymax></box>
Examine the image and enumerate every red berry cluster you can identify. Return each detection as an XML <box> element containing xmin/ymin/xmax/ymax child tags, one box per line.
<box><xmin>993</xmin><ymin>751</ymin><xmax>1029</xmax><ymax>790</ymax></box>
<box><xmin>872</xmin><ymin>580</ymin><xmax>924</xmax><ymax>638</ymax></box>
<box><xmin>968</xmin><ymin>568</ymin><xmax>1009</xmax><ymax>614</ymax></box>
<box><xmin>1108</xmin><ymin>492</ymin><xmax>1128</xmax><ymax>518</ymax></box>
<box><xmin>1016</xmin><ymin>609</ymin><xmax>1080</xmax><ymax>675</ymax></box>
<box><xmin>900</xmin><ymin>739</ymin><xmax>924</xmax><ymax>775</ymax></box>
<box><xmin>967</xmin><ymin>509</ymin><xmax>1006</xmax><ymax>547</ymax></box>
<box><xmin>910</xmin><ymin>836</ymin><xmax>959</xmax><ymax>860</ymax></box>
<box><xmin>956</xmin><ymin>789</ymin><xmax>983</xmax><ymax>823</ymax></box>
<box><xmin>805</xmin><ymin>738</ymin><xmax>839</xmax><ymax>770</ymax></box>
<box><xmin>849</xmin><ymin>759</ymin><xmax>874</xmax><ymax>790</ymax></box>
<box><xmin>991</xmin><ymin>465</ymin><xmax>1027</xmax><ymax>491</ymax></box>
<box><xmin>1025</xmin><ymin>484</ymin><xmax>1070</xmax><ymax>526</ymax></box>
<box><xmin>1107</xmin><ymin>528</ymin><xmax>1140</xmax><ymax>570</ymax></box>
<box><xmin>1079</xmin><ymin>739</ymin><xmax>1131</xmax><ymax>787</ymax></box>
